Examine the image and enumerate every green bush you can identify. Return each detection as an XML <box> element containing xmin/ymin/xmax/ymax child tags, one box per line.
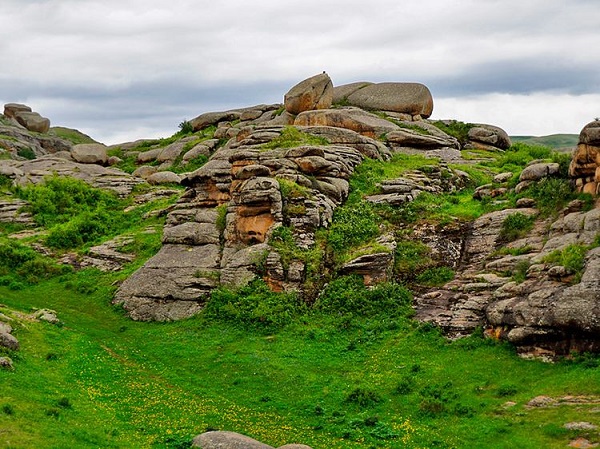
<box><xmin>315</xmin><ymin>276</ymin><xmax>412</xmax><ymax>318</ymax></box>
<box><xmin>17</xmin><ymin>176</ymin><xmax>133</xmax><ymax>249</ymax></box>
<box><xmin>499</xmin><ymin>212</ymin><xmax>535</xmax><ymax>242</ymax></box>
<box><xmin>525</xmin><ymin>178</ymin><xmax>578</xmax><ymax>216</ymax></box>
<box><xmin>415</xmin><ymin>266</ymin><xmax>455</xmax><ymax>286</ymax></box>
<box><xmin>205</xmin><ymin>279</ymin><xmax>305</xmax><ymax>331</ymax></box>
<box><xmin>328</xmin><ymin>201</ymin><xmax>380</xmax><ymax>254</ymax></box>
<box><xmin>345</xmin><ymin>388</ymin><xmax>381</xmax><ymax>408</ymax></box>
<box><xmin>0</xmin><ymin>239</ymin><xmax>62</xmax><ymax>283</ymax></box>
<box><xmin>431</xmin><ymin>120</ymin><xmax>474</xmax><ymax>145</ymax></box>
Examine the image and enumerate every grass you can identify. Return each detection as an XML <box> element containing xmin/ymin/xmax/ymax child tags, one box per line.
<box><xmin>1</xmin><ymin>275</ymin><xmax>600</xmax><ymax>448</ymax></box>
<box><xmin>261</xmin><ymin>126</ymin><xmax>329</xmax><ymax>150</ymax></box>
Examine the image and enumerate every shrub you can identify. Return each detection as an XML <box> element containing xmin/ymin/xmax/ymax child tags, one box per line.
<box><xmin>328</xmin><ymin>201</ymin><xmax>380</xmax><ymax>255</ymax></box>
<box><xmin>431</xmin><ymin>120</ymin><xmax>474</xmax><ymax>145</ymax></box>
<box><xmin>345</xmin><ymin>388</ymin><xmax>382</xmax><ymax>408</ymax></box>
<box><xmin>499</xmin><ymin>212</ymin><xmax>535</xmax><ymax>242</ymax></box>
<box><xmin>415</xmin><ymin>266</ymin><xmax>455</xmax><ymax>286</ymax></box>
<box><xmin>315</xmin><ymin>276</ymin><xmax>412</xmax><ymax>318</ymax></box>
<box><xmin>177</xmin><ymin>120</ymin><xmax>194</xmax><ymax>135</ymax></box>
<box><xmin>2</xmin><ymin>404</ymin><xmax>14</xmax><ymax>415</ymax></box>
<box><xmin>205</xmin><ymin>279</ymin><xmax>305</xmax><ymax>331</ymax></box>
<box><xmin>543</xmin><ymin>244</ymin><xmax>588</xmax><ymax>282</ymax></box>
<box><xmin>525</xmin><ymin>178</ymin><xmax>577</xmax><ymax>216</ymax></box>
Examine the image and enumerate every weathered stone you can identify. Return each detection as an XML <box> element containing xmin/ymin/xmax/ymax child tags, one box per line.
<box><xmin>71</xmin><ymin>143</ymin><xmax>108</xmax><ymax>165</ymax></box>
<box><xmin>386</xmin><ymin>128</ymin><xmax>460</xmax><ymax>149</ymax></box>
<box><xmin>493</xmin><ymin>172</ymin><xmax>513</xmax><ymax>183</ymax></box>
<box><xmin>136</xmin><ymin>148</ymin><xmax>162</xmax><ymax>164</ymax></box>
<box><xmin>15</xmin><ymin>111</ymin><xmax>50</xmax><ymax>133</ymax></box>
<box><xmin>0</xmin><ymin>157</ymin><xmax>144</xmax><ymax>196</ymax></box>
<box><xmin>192</xmin><ymin>431</ymin><xmax>274</xmax><ymax>449</ymax></box>
<box><xmin>0</xmin><ymin>357</ymin><xmax>13</xmax><ymax>370</ymax></box>
<box><xmin>345</xmin><ymin>82</ymin><xmax>433</xmax><ymax>118</ymax></box>
<box><xmin>163</xmin><ymin>222</ymin><xmax>220</xmax><ymax>245</ymax></box>
<box><xmin>146</xmin><ymin>171</ymin><xmax>181</xmax><ymax>185</ymax></box>
<box><xmin>0</xmin><ymin>332</ymin><xmax>19</xmax><ymax>350</ymax></box>
<box><xmin>284</xmin><ymin>72</ymin><xmax>333</xmax><ymax>115</ymax></box>
<box><xmin>332</xmin><ymin>82</ymin><xmax>373</xmax><ymax>104</ymax></box>
<box><xmin>132</xmin><ymin>165</ymin><xmax>158</xmax><ymax>179</ymax></box>
<box><xmin>32</xmin><ymin>309</ymin><xmax>60</xmax><ymax>325</ymax></box>
<box><xmin>183</xmin><ymin>144</ymin><xmax>211</xmax><ymax>161</ymax></box>
<box><xmin>519</xmin><ymin>162</ymin><xmax>560</xmax><ymax>181</ymax></box>
<box><xmin>294</xmin><ymin>108</ymin><xmax>399</xmax><ymax>138</ymax></box>
<box><xmin>468</xmin><ymin>124</ymin><xmax>511</xmax><ymax>150</ymax></box>
<box><xmin>4</xmin><ymin>103</ymin><xmax>32</xmax><ymax>119</ymax></box>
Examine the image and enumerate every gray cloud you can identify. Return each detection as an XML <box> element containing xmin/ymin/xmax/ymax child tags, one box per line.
<box><xmin>1</xmin><ymin>0</ymin><xmax>599</xmax><ymax>142</ymax></box>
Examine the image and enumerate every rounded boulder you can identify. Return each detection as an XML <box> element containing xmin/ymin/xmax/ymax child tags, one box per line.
<box><xmin>345</xmin><ymin>82</ymin><xmax>433</xmax><ymax>118</ymax></box>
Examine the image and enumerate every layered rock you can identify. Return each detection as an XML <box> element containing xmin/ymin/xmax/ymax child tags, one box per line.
<box><xmin>114</xmin><ymin>123</ymin><xmax>383</xmax><ymax>320</ymax></box>
<box><xmin>570</xmin><ymin>120</ymin><xmax>600</xmax><ymax>195</ymax></box>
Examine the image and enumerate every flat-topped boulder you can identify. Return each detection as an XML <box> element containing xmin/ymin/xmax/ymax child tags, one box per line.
<box><xmin>340</xmin><ymin>82</ymin><xmax>434</xmax><ymax>118</ymax></box>
<box><xmin>71</xmin><ymin>143</ymin><xmax>108</xmax><ymax>165</ymax></box>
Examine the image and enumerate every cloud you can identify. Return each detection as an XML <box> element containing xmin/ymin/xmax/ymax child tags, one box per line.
<box><xmin>1</xmin><ymin>0</ymin><xmax>599</xmax><ymax>143</ymax></box>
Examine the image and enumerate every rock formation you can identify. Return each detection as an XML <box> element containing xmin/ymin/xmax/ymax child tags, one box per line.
<box><xmin>570</xmin><ymin>120</ymin><xmax>600</xmax><ymax>195</ymax></box>
<box><xmin>4</xmin><ymin>103</ymin><xmax>50</xmax><ymax>133</ymax></box>
<box><xmin>113</xmin><ymin>74</ymin><xmax>494</xmax><ymax>321</ymax></box>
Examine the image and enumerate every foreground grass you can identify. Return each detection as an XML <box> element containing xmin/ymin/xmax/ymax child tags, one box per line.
<box><xmin>1</xmin><ymin>273</ymin><xmax>599</xmax><ymax>449</ymax></box>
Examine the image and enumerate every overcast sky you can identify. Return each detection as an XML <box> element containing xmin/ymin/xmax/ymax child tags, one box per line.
<box><xmin>2</xmin><ymin>0</ymin><xmax>599</xmax><ymax>144</ymax></box>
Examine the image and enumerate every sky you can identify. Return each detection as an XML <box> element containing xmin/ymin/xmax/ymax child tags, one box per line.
<box><xmin>1</xmin><ymin>0</ymin><xmax>599</xmax><ymax>145</ymax></box>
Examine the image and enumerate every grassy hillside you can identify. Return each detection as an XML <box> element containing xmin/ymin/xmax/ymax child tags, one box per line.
<box><xmin>511</xmin><ymin>134</ymin><xmax>578</xmax><ymax>151</ymax></box>
<box><xmin>0</xmin><ymin>139</ymin><xmax>599</xmax><ymax>449</ymax></box>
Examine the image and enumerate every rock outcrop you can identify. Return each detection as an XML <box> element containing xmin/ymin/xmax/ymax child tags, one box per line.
<box><xmin>4</xmin><ymin>103</ymin><xmax>50</xmax><ymax>133</ymax></box>
<box><xmin>570</xmin><ymin>120</ymin><xmax>600</xmax><ymax>195</ymax></box>
<box><xmin>113</xmin><ymin>74</ymin><xmax>518</xmax><ymax>322</ymax></box>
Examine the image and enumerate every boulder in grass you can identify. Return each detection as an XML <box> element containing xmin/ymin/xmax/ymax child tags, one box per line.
<box><xmin>192</xmin><ymin>431</ymin><xmax>274</xmax><ymax>449</ymax></box>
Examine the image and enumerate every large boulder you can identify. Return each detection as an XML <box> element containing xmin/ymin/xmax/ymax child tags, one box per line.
<box><xmin>284</xmin><ymin>72</ymin><xmax>333</xmax><ymax>115</ymax></box>
<box><xmin>71</xmin><ymin>143</ymin><xmax>108</xmax><ymax>165</ymax></box>
<box><xmin>468</xmin><ymin>124</ymin><xmax>511</xmax><ymax>150</ymax></box>
<box><xmin>333</xmin><ymin>81</ymin><xmax>373</xmax><ymax>104</ymax></box>
<box><xmin>3</xmin><ymin>103</ymin><xmax>32</xmax><ymax>120</ymax></box>
<box><xmin>344</xmin><ymin>82</ymin><xmax>433</xmax><ymax>118</ymax></box>
<box><xmin>14</xmin><ymin>111</ymin><xmax>50</xmax><ymax>133</ymax></box>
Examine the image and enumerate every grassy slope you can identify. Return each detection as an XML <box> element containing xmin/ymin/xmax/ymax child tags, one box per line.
<box><xmin>1</xmin><ymin>272</ymin><xmax>599</xmax><ymax>449</ymax></box>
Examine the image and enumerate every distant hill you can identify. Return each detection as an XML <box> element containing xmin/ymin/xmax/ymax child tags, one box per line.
<box><xmin>511</xmin><ymin>134</ymin><xmax>578</xmax><ymax>151</ymax></box>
